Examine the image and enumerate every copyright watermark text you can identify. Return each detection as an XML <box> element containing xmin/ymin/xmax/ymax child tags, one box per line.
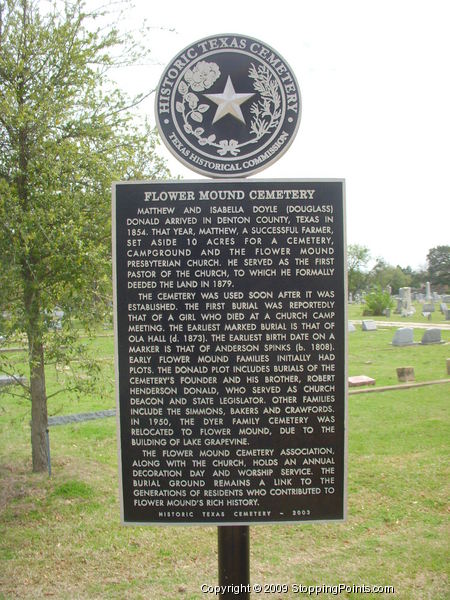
<box><xmin>201</xmin><ymin>583</ymin><xmax>395</xmax><ymax>595</ymax></box>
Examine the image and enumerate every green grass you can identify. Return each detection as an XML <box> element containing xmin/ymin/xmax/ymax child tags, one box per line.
<box><xmin>348</xmin><ymin>300</ymin><xmax>449</xmax><ymax>325</ymax></box>
<box><xmin>348</xmin><ymin>327</ymin><xmax>449</xmax><ymax>386</ymax></box>
<box><xmin>0</xmin><ymin>323</ymin><xmax>449</xmax><ymax>599</ymax></box>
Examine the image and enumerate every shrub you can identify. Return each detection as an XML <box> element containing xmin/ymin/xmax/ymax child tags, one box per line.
<box><xmin>363</xmin><ymin>287</ymin><xmax>394</xmax><ymax>316</ymax></box>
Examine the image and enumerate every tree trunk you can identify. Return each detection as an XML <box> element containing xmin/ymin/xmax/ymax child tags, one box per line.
<box><xmin>24</xmin><ymin>280</ymin><xmax>49</xmax><ymax>473</ymax></box>
<box><xmin>29</xmin><ymin>337</ymin><xmax>48</xmax><ymax>472</ymax></box>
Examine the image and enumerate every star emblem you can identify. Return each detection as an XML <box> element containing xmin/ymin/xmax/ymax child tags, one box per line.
<box><xmin>203</xmin><ymin>76</ymin><xmax>255</xmax><ymax>124</ymax></box>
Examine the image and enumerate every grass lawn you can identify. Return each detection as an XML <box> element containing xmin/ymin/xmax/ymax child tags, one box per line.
<box><xmin>0</xmin><ymin>319</ymin><xmax>449</xmax><ymax>599</ymax></box>
<box><xmin>348</xmin><ymin>300</ymin><xmax>449</xmax><ymax>326</ymax></box>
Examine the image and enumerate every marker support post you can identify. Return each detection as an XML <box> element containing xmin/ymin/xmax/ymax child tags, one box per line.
<box><xmin>218</xmin><ymin>525</ymin><xmax>250</xmax><ymax>599</ymax></box>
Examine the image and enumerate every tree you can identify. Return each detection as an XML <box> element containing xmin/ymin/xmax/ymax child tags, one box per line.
<box><xmin>347</xmin><ymin>244</ymin><xmax>370</xmax><ymax>294</ymax></box>
<box><xmin>427</xmin><ymin>245</ymin><xmax>450</xmax><ymax>289</ymax></box>
<box><xmin>401</xmin><ymin>265</ymin><xmax>427</xmax><ymax>290</ymax></box>
<box><xmin>0</xmin><ymin>0</ymin><xmax>170</xmax><ymax>472</ymax></box>
<box><xmin>369</xmin><ymin>258</ymin><xmax>412</xmax><ymax>294</ymax></box>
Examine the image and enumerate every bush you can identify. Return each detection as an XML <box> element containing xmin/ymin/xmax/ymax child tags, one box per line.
<box><xmin>363</xmin><ymin>287</ymin><xmax>394</xmax><ymax>316</ymax></box>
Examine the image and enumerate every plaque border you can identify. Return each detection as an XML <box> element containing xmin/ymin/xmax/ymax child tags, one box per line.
<box><xmin>154</xmin><ymin>34</ymin><xmax>302</xmax><ymax>179</ymax></box>
<box><xmin>112</xmin><ymin>178</ymin><xmax>347</xmax><ymax>526</ymax></box>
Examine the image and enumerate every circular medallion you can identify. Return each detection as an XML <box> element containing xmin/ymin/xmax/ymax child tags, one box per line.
<box><xmin>155</xmin><ymin>34</ymin><xmax>301</xmax><ymax>178</ymax></box>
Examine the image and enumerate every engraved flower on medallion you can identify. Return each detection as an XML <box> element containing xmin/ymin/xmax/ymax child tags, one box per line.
<box><xmin>184</xmin><ymin>61</ymin><xmax>221</xmax><ymax>91</ymax></box>
<box><xmin>218</xmin><ymin>139</ymin><xmax>239</xmax><ymax>156</ymax></box>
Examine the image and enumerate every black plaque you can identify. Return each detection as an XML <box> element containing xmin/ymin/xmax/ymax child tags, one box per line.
<box><xmin>113</xmin><ymin>179</ymin><xmax>347</xmax><ymax>525</ymax></box>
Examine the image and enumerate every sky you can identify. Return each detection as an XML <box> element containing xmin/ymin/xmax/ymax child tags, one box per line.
<box><xmin>113</xmin><ymin>0</ymin><xmax>449</xmax><ymax>270</ymax></box>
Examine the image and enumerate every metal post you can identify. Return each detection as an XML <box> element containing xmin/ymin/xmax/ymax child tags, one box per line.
<box><xmin>218</xmin><ymin>526</ymin><xmax>250</xmax><ymax>599</ymax></box>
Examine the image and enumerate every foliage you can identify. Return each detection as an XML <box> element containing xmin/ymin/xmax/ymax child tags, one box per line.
<box><xmin>347</xmin><ymin>243</ymin><xmax>370</xmax><ymax>294</ymax></box>
<box><xmin>402</xmin><ymin>264</ymin><xmax>427</xmax><ymax>289</ymax></box>
<box><xmin>0</xmin><ymin>0</ymin><xmax>169</xmax><ymax>471</ymax></box>
<box><xmin>427</xmin><ymin>245</ymin><xmax>450</xmax><ymax>289</ymax></box>
<box><xmin>363</xmin><ymin>286</ymin><xmax>394</xmax><ymax>316</ymax></box>
<box><xmin>368</xmin><ymin>258</ymin><xmax>412</xmax><ymax>294</ymax></box>
<box><xmin>347</xmin><ymin>247</ymin><xmax>434</xmax><ymax>295</ymax></box>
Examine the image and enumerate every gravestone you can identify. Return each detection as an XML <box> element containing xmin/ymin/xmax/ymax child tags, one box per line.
<box><xmin>399</xmin><ymin>287</ymin><xmax>415</xmax><ymax>317</ymax></box>
<box><xmin>425</xmin><ymin>281</ymin><xmax>431</xmax><ymax>301</ymax></box>
<box><xmin>396</xmin><ymin>367</ymin><xmax>415</xmax><ymax>382</ymax></box>
<box><xmin>348</xmin><ymin>292</ymin><xmax>353</xmax><ymax>303</ymax></box>
<box><xmin>445</xmin><ymin>309</ymin><xmax>450</xmax><ymax>321</ymax></box>
<box><xmin>362</xmin><ymin>320</ymin><xmax>377</xmax><ymax>331</ymax></box>
<box><xmin>422</xmin><ymin>303</ymin><xmax>435</xmax><ymax>319</ymax></box>
<box><xmin>420</xmin><ymin>328</ymin><xmax>442</xmax><ymax>345</ymax></box>
<box><xmin>348</xmin><ymin>375</ymin><xmax>376</xmax><ymax>387</ymax></box>
<box><xmin>392</xmin><ymin>327</ymin><xmax>414</xmax><ymax>346</ymax></box>
<box><xmin>440</xmin><ymin>303</ymin><xmax>448</xmax><ymax>314</ymax></box>
<box><xmin>386</xmin><ymin>284</ymin><xmax>392</xmax><ymax>296</ymax></box>
<box><xmin>0</xmin><ymin>375</ymin><xmax>27</xmax><ymax>387</ymax></box>
<box><xmin>47</xmin><ymin>307</ymin><xmax>64</xmax><ymax>331</ymax></box>
<box><xmin>348</xmin><ymin>322</ymin><xmax>356</xmax><ymax>332</ymax></box>
<box><xmin>52</xmin><ymin>307</ymin><xmax>64</xmax><ymax>329</ymax></box>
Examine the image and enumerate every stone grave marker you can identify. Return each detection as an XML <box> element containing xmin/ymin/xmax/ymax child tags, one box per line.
<box><xmin>392</xmin><ymin>327</ymin><xmax>415</xmax><ymax>346</ymax></box>
<box><xmin>348</xmin><ymin>375</ymin><xmax>376</xmax><ymax>387</ymax></box>
<box><xmin>348</xmin><ymin>322</ymin><xmax>356</xmax><ymax>332</ymax></box>
<box><xmin>362</xmin><ymin>320</ymin><xmax>377</xmax><ymax>331</ymax></box>
<box><xmin>0</xmin><ymin>375</ymin><xmax>27</xmax><ymax>387</ymax></box>
<box><xmin>396</xmin><ymin>367</ymin><xmax>415</xmax><ymax>382</ymax></box>
<box><xmin>51</xmin><ymin>307</ymin><xmax>64</xmax><ymax>330</ymax></box>
<box><xmin>422</xmin><ymin>303</ymin><xmax>435</xmax><ymax>320</ymax></box>
<box><xmin>421</xmin><ymin>328</ymin><xmax>442</xmax><ymax>345</ymax></box>
<box><xmin>399</xmin><ymin>287</ymin><xmax>415</xmax><ymax>317</ymax></box>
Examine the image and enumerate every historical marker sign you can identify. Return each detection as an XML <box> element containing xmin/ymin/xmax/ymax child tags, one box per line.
<box><xmin>113</xmin><ymin>179</ymin><xmax>347</xmax><ymax>525</ymax></box>
<box><xmin>155</xmin><ymin>34</ymin><xmax>301</xmax><ymax>178</ymax></box>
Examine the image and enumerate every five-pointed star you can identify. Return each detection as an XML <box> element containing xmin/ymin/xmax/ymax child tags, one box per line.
<box><xmin>203</xmin><ymin>76</ymin><xmax>255</xmax><ymax>124</ymax></box>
